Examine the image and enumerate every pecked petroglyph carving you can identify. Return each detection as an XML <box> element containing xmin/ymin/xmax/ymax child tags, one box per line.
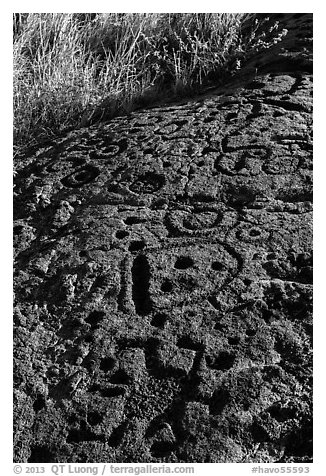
<box><xmin>14</xmin><ymin>14</ymin><xmax>312</xmax><ymax>463</ymax></box>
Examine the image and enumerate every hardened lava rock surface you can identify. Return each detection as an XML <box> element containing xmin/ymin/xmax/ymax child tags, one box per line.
<box><xmin>14</xmin><ymin>13</ymin><xmax>313</xmax><ymax>463</ymax></box>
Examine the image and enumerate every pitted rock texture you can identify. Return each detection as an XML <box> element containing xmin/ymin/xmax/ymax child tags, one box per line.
<box><xmin>14</xmin><ymin>14</ymin><xmax>313</xmax><ymax>463</ymax></box>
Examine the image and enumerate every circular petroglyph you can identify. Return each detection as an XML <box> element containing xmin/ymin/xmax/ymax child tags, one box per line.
<box><xmin>61</xmin><ymin>164</ymin><xmax>100</xmax><ymax>188</ymax></box>
<box><xmin>14</xmin><ymin>13</ymin><xmax>313</xmax><ymax>464</ymax></box>
<box><xmin>129</xmin><ymin>172</ymin><xmax>166</xmax><ymax>194</ymax></box>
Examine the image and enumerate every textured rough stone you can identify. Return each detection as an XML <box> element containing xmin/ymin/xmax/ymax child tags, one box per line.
<box><xmin>14</xmin><ymin>14</ymin><xmax>312</xmax><ymax>463</ymax></box>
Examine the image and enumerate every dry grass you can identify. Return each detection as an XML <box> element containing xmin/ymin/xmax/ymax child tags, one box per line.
<box><xmin>13</xmin><ymin>13</ymin><xmax>287</xmax><ymax>152</ymax></box>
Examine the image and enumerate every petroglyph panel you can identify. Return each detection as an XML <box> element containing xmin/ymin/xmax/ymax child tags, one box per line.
<box><xmin>14</xmin><ymin>13</ymin><xmax>312</xmax><ymax>464</ymax></box>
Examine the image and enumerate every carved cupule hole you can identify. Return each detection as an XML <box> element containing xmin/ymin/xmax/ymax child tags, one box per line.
<box><xmin>129</xmin><ymin>172</ymin><xmax>165</xmax><ymax>194</ymax></box>
<box><xmin>249</xmin><ymin>229</ymin><xmax>261</xmax><ymax>237</ymax></box>
<box><xmin>208</xmin><ymin>296</ymin><xmax>221</xmax><ymax>311</ymax></box>
<box><xmin>100</xmin><ymin>386</ymin><xmax>126</xmax><ymax>398</ymax></box>
<box><xmin>94</xmin><ymin>275</ymin><xmax>111</xmax><ymax>293</ymax></box>
<box><xmin>109</xmin><ymin>369</ymin><xmax>131</xmax><ymax>385</ymax></box>
<box><xmin>177</xmin><ymin>336</ymin><xmax>203</xmax><ymax>351</ymax></box>
<box><xmin>174</xmin><ymin>256</ymin><xmax>194</xmax><ymax>270</ymax></box>
<box><xmin>102</xmin><ymin>144</ymin><xmax>120</xmax><ymax>155</ymax></box>
<box><xmin>132</xmin><ymin>254</ymin><xmax>152</xmax><ymax>316</ymax></box>
<box><xmin>28</xmin><ymin>445</ymin><xmax>54</xmax><ymax>463</ymax></box>
<box><xmin>151</xmin><ymin>313</ymin><xmax>168</xmax><ymax>328</ymax></box>
<box><xmin>99</xmin><ymin>138</ymin><xmax>127</xmax><ymax>156</ymax></box>
<box><xmin>124</xmin><ymin>216</ymin><xmax>146</xmax><ymax>225</ymax></box>
<box><xmin>100</xmin><ymin>357</ymin><xmax>116</xmax><ymax>372</ymax></box>
<box><xmin>205</xmin><ymin>351</ymin><xmax>235</xmax><ymax>370</ymax></box>
<box><xmin>276</xmin><ymin>190</ymin><xmax>313</xmax><ymax>203</ymax></box>
<box><xmin>161</xmin><ymin>279</ymin><xmax>173</xmax><ymax>293</ymax></box>
<box><xmin>108</xmin><ymin>422</ymin><xmax>128</xmax><ymax>447</ymax></box>
<box><xmin>116</xmin><ymin>230</ymin><xmax>129</xmax><ymax>239</ymax></box>
<box><xmin>67</xmin><ymin>156</ymin><xmax>87</xmax><ymax>166</ymax></box>
<box><xmin>226</xmin><ymin>187</ymin><xmax>257</xmax><ymax>207</ymax></box>
<box><xmin>129</xmin><ymin>240</ymin><xmax>146</xmax><ymax>252</ymax></box>
<box><xmin>151</xmin><ymin>441</ymin><xmax>176</xmax><ymax>458</ymax></box>
<box><xmin>228</xmin><ymin>336</ymin><xmax>241</xmax><ymax>346</ymax></box>
<box><xmin>226</xmin><ymin>112</ymin><xmax>238</xmax><ymax>121</ymax></box>
<box><xmin>33</xmin><ymin>395</ymin><xmax>46</xmax><ymax>412</ymax></box>
<box><xmin>267</xmin><ymin>403</ymin><xmax>297</xmax><ymax>421</ymax></box>
<box><xmin>193</xmin><ymin>194</ymin><xmax>215</xmax><ymax>203</ymax></box>
<box><xmin>87</xmin><ymin>412</ymin><xmax>103</xmax><ymax>426</ymax></box>
<box><xmin>209</xmin><ymin>388</ymin><xmax>230</xmax><ymax>415</ymax></box>
<box><xmin>85</xmin><ymin>311</ymin><xmax>105</xmax><ymax>327</ymax></box>
<box><xmin>211</xmin><ymin>261</ymin><xmax>224</xmax><ymax>271</ymax></box>
<box><xmin>66</xmin><ymin>423</ymin><xmax>104</xmax><ymax>443</ymax></box>
<box><xmin>61</xmin><ymin>164</ymin><xmax>100</xmax><ymax>188</ymax></box>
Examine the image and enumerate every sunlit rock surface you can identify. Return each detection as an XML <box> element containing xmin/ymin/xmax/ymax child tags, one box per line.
<box><xmin>14</xmin><ymin>13</ymin><xmax>312</xmax><ymax>463</ymax></box>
